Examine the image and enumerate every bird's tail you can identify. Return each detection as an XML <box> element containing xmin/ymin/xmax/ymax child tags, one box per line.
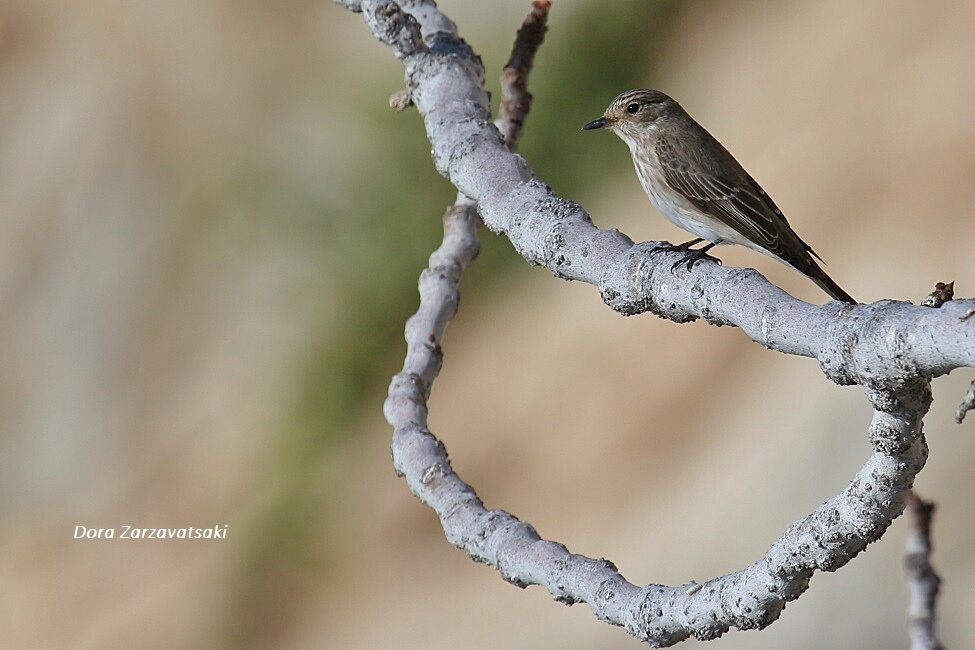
<box><xmin>808</xmin><ymin>267</ymin><xmax>856</xmax><ymax>304</ymax></box>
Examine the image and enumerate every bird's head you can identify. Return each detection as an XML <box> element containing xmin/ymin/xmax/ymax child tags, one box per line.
<box><xmin>582</xmin><ymin>89</ymin><xmax>678</xmax><ymax>138</ymax></box>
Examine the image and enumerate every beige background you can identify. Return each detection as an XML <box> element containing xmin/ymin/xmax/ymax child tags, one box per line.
<box><xmin>1</xmin><ymin>1</ymin><xmax>973</xmax><ymax>648</ymax></box>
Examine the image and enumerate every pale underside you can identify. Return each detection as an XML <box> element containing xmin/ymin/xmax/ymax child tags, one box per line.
<box><xmin>621</xmin><ymin>127</ymin><xmax>784</xmax><ymax>264</ymax></box>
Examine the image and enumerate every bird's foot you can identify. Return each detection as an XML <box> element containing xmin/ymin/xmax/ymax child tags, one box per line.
<box><xmin>671</xmin><ymin>248</ymin><xmax>722</xmax><ymax>272</ymax></box>
<box><xmin>650</xmin><ymin>238</ymin><xmax>702</xmax><ymax>256</ymax></box>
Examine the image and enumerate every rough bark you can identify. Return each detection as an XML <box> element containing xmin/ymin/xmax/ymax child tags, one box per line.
<box><xmin>336</xmin><ymin>0</ymin><xmax>974</xmax><ymax>645</ymax></box>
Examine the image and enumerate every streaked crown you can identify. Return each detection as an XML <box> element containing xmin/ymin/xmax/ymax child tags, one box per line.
<box><xmin>582</xmin><ymin>89</ymin><xmax>684</xmax><ymax>138</ymax></box>
<box><xmin>606</xmin><ymin>89</ymin><xmax>678</xmax><ymax>124</ymax></box>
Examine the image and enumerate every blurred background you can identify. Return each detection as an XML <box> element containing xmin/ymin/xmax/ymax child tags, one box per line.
<box><xmin>1</xmin><ymin>0</ymin><xmax>974</xmax><ymax>647</ymax></box>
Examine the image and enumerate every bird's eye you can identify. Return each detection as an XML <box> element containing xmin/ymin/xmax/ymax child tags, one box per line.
<box><xmin>626</xmin><ymin>102</ymin><xmax>640</xmax><ymax>114</ymax></box>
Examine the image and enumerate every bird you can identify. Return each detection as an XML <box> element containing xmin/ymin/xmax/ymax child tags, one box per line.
<box><xmin>582</xmin><ymin>89</ymin><xmax>856</xmax><ymax>304</ymax></box>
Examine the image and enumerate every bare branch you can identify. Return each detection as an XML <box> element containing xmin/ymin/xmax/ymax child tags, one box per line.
<box><xmin>348</xmin><ymin>0</ymin><xmax>975</xmax><ymax>386</ymax></box>
<box><xmin>956</xmin><ymin>380</ymin><xmax>975</xmax><ymax>424</ymax></box>
<box><xmin>496</xmin><ymin>1</ymin><xmax>550</xmax><ymax>147</ymax></box>
<box><xmin>903</xmin><ymin>492</ymin><xmax>943</xmax><ymax>650</ymax></box>
<box><xmin>388</xmin><ymin>366</ymin><xmax>929</xmax><ymax>646</ymax></box>
<box><xmin>336</xmin><ymin>0</ymin><xmax>963</xmax><ymax>645</ymax></box>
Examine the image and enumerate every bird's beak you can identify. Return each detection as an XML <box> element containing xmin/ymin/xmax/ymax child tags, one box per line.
<box><xmin>582</xmin><ymin>116</ymin><xmax>612</xmax><ymax>131</ymax></box>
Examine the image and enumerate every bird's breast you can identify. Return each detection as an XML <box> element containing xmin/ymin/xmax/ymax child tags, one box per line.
<box><xmin>626</xmin><ymin>142</ymin><xmax>749</xmax><ymax>246</ymax></box>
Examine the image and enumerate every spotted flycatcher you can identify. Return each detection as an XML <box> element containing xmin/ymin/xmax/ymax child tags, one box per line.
<box><xmin>583</xmin><ymin>89</ymin><xmax>855</xmax><ymax>304</ymax></box>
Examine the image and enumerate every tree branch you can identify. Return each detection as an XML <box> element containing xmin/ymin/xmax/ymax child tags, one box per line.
<box><xmin>348</xmin><ymin>0</ymin><xmax>975</xmax><ymax>387</ymax></box>
<box><xmin>336</xmin><ymin>0</ymin><xmax>965</xmax><ymax>645</ymax></box>
<box><xmin>903</xmin><ymin>492</ymin><xmax>943</xmax><ymax>650</ymax></box>
<box><xmin>956</xmin><ymin>379</ymin><xmax>975</xmax><ymax>424</ymax></box>
<box><xmin>496</xmin><ymin>1</ymin><xmax>549</xmax><ymax>147</ymax></box>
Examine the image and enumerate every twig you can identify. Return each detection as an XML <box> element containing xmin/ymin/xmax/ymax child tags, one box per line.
<box><xmin>956</xmin><ymin>380</ymin><xmax>975</xmax><ymax>424</ymax></box>
<box><xmin>341</xmin><ymin>1</ymin><xmax>943</xmax><ymax>646</ymax></box>
<box><xmin>921</xmin><ymin>281</ymin><xmax>954</xmax><ymax>308</ymax></box>
<box><xmin>496</xmin><ymin>1</ymin><xmax>550</xmax><ymax>147</ymax></box>
<box><xmin>916</xmin><ymin>282</ymin><xmax>974</xmax><ymax>425</ymax></box>
<box><xmin>903</xmin><ymin>492</ymin><xmax>943</xmax><ymax>650</ymax></box>
<box><xmin>389</xmin><ymin>88</ymin><xmax>413</xmax><ymax>111</ymax></box>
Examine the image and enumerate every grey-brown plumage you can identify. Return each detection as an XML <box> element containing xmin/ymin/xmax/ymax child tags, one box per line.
<box><xmin>583</xmin><ymin>89</ymin><xmax>855</xmax><ymax>304</ymax></box>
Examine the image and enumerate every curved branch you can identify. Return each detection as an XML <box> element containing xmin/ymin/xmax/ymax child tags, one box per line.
<box><xmin>390</xmin><ymin>326</ymin><xmax>930</xmax><ymax>645</ymax></box>
<box><xmin>349</xmin><ymin>0</ymin><xmax>975</xmax><ymax>390</ymax></box>
<box><xmin>339</xmin><ymin>0</ymin><xmax>954</xmax><ymax>645</ymax></box>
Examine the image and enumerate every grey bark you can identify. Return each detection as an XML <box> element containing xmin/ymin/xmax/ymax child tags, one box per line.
<box><xmin>338</xmin><ymin>0</ymin><xmax>974</xmax><ymax>645</ymax></box>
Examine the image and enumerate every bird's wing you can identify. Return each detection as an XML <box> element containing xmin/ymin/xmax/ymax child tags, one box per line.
<box><xmin>654</xmin><ymin>130</ymin><xmax>822</xmax><ymax>263</ymax></box>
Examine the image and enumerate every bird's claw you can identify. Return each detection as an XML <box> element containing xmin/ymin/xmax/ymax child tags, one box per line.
<box><xmin>670</xmin><ymin>249</ymin><xmax>722</xmax><ymax>273</ymax></box>
<box><xmin>650</xmin><ymin>241</ymin><xmax>697</xmax><ymax>256</ymax></box>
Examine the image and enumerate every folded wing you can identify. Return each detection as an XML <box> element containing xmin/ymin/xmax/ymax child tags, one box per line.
<box><xmin>654</xmin><ymin>132</ymin><xmax>819</xmax><ymax>264</ymax></box>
